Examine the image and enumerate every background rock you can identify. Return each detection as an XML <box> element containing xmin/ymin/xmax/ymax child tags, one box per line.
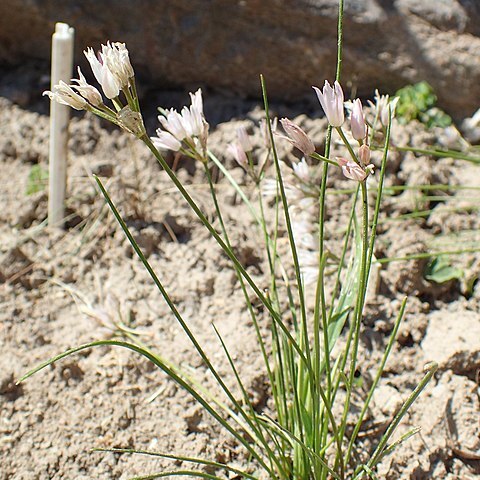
<box><xmin>1</xmin><ymin>0</ymin><xmax>480</xmax><ymax>118</ymax></box>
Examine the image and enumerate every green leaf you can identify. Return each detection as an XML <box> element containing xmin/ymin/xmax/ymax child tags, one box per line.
<box><xmin>395</xmin><ymin>82</ymin><xmax>451</xmax><ymax>127</ymax></box>
<box><xmin>425</xmin><ymin>256</ymin><xmax>463</xmax><ymax>283</ymax></box>
<box><xmin>26</xmin><ymin>165</ymin><xmax>48</xmax><ymax>195</ymax></box>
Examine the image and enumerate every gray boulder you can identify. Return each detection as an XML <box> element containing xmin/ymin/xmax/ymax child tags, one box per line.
<box><xmin>0</xmin><ymin>0</ymin><xmax>479</xmax><ymax>118</ymax></box>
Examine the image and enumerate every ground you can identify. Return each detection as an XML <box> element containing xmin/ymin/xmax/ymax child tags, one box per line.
<box><xmin>0</xmin><ymin>92</ymin><xmax>479</xmax><ymax>479</ymax></box>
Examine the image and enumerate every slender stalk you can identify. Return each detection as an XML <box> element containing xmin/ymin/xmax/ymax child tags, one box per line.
<box><xmin>366</xmin><ymin>108</ymin><xmax>392</xmax><ymax>277</ymax></box>
<box><xmin>94</xmin><ymin>448</ymin><xmax>258</xmax><ymax>480</ymax></box>
<box><xmin>314</xmin><ymin>1</ymin><xmax>344</xmax><ymax>476</ymax></box>
<box><xmin>139</xmin><ymin>135</ymin><xmax>311</xmax><ymax>369</ymax></box>
<box><xmin>356</xmin><ymin>362</ymin><xmax>438</xmax><ymax>477</ymax></box>
<box><xmin>18</xmin><ymin>340</ymin><xmax>271</xmax><ymax>473</ymax></box>
<box><xmin>344</xmin><ymin>297</ymin><xmax>407</xmax><ymax>465</ymax></box>
<box><xmin>327</xmin><ymin>184</ymin><xmax>360</xmax><ymax>322</ymax></box>
<box><xmin>202</xmin><ymin>164</ymin><xmax>287</xmax><ymax>477</ymax></box>
<box><xmin>391</xmin><ymin>145</ymin><xmax>480</xmax><ymax>164</ymax></box>
<box><xmin>377</xmin><ymin>247</ymin><xmax>480</xmax><ymax>264</ymax></box>
<box><xmin>336</xmin><ymin>126</ymin><xmax>359</xmax><ymax>164</ymax></box>
<box><xmin>335</xmin><ymin>180</ymin><xmax>369</xmax><ymax>471</ymax></box>
<box><xmin>260</xmin><ymin>75</ymin><xmax>313</xmax><ymax>382</ymax></box>
<box><xmin>94</xmin><ymin>176</ymin><xmax>281</xmax><ymax>472</ymax></box>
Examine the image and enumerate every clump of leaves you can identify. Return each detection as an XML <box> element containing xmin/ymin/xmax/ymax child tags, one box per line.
<box><xmin>425</xmin><ymin>255</ymin><xmax>463</xmax><ymax>284</ymax></box>
<box><xmin>26</xmin><ymin>165</ymin><xmax>48</xmax><ymax>195</ymax></box>
<box><xmin>395</xmin><ymin>81</ymin><xmax>451</xmax><ymax>128</ymax></box>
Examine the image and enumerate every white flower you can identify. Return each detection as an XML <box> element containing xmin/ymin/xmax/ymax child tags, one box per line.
<box><xmin>71</xmin><ymin>67</ymin><xmax>103</xmax><ymax>107</ymax></box>
<box><xmin>351</xmin><ymin>98</ymin><xmax>366</xmax><ymax>141</ymax></box>
<box><xmin>151</xmin><ymin>130</ymin><xmax>181</xmax><ymax>151</ymax></box>
<box><xmin>292</xmin><ymin>158</ymin><xmax>310</xmax><ymax>182</ymax></box>
<box><xmin>43</xmin><ymin>81</ymin><xmax>87</xmax><ymax>110</ymax></box>
<box><xmin>190</xmin><ymin>89</ymin><xmax>204</xmax><ymax>117</ymax></box>
<box><xmin>368</xmin><ymin>89</ymin><xmax>399</xmax><ymax>127</ymax></box>
<box><xmin>154</xmin><ymin>88</ymin><xmax>209</xmax><ymax>157</ymax></box>
<box><xmin>102</xmin><ymin>42</ymin><xmax>134</xmax><ymax>88</ymax></box>
<box><xmin>182</xmin><ymin>89</ymin><xmax>205</xmax><ymax>138</ymax></box>
<box><xmin>159</xmin><ymin>109</ymin><xmax>188</xmax><ymax>141</ymax></box>
<box><xmin>313</xmin><ymin>80</ymin><xmax>345</xmax><ymax>127</ymax></box>
<box><xmin>84</xmin><ymin>46</ymin><xmax>120</xmax><ymax>99</ymax></box>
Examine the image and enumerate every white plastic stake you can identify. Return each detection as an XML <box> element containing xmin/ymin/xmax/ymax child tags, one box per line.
<box><xmin>48</xmin><ymin>22</ymin><xmax>75</xmax><ymax>227</ymax></box>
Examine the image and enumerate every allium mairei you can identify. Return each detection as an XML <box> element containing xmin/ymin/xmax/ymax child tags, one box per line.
<box><xmin>152</xmin><ymin>89</ymin><xmax>209</xmax><ymax>159</ymax></box>
<box><xmin>292</xmin><ymin>158</ymin><xmax>310</xmax><ymax>182</ymax></box>
<box><xmin>152</xmin><ymin>131</ymin><xmax>182</xmax><ymax>152</ymax></box>
<box><xmin>236</xmin><ymin>126</ymin><xmax>253</xmax><ymax>153</ymax></box>
<box><xmin>351</xmin><ymin>98</ymin><xmax>366</xmax><ymax>141</ymax></box>
<box><xmin>228</xmin><ymin>142</ymin><xmax>249</xmax><ymax>170</ymax></box>
<box><xmin>46</xmin><ymin>42</ymin><xmax>138</xmax><ymax>112</ymax></box>
<box><xmin>102</xmin><ymin>42</ymin><xmax>134</xmax><ymax>89</ymax></box>
<box><xmin>71</xmin><ymin>67</ymin><xmax>103</xmax><ymax>107</ymax></box>
<box><xmin>313</xmin><ymin>80</ymin><xmax>345</xmax><ymax>127</ymax></box>
<box><xmin>279</xmin><ymin>118</ymin><xmax>315</xmax><ymax>156</ymax></box>
<box><xmin>43</xmin><ymin>81</ymin><xmax>88</xmax><ymax>110</ymax></box>
<box><xmin>337</xmin><ymin>157</ymin><xmax>370</xmax><ymax>182</ymax></box>
<box><xmin>358</xmin><ymin>144</ymin><xmax>371</xmax><ymax>166</ymax></box>
<box><xmin>368</xmin><ymin>89</ymin><xmax>399</xmax><ymax>127</ymax></box>
<box><xmin>84</xmin><ymin>46</ymin><xmax>120</xmax><ymax>99</ymax></box>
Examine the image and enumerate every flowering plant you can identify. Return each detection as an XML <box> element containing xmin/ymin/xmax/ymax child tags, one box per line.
<box><xmin>25</xmin><ymin>3</ymin><xmax>437</xmax><ymax>479</ymax></box>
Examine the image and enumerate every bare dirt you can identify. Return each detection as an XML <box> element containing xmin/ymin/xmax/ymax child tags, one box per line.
<box><xmin>0</xmin><ymin>91</ymin><xmax>479</xmax><ymax>480</ymax></box>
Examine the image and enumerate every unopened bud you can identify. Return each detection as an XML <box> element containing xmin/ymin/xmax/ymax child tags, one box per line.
<box><xmin>358</xmin><ymin>144</ymin><xmax>371</xmax><ymax>166</ymax></box>
<box><xmin>280</xmin><ymin>118</ymin><xmax>315</xmax><ymax>156</ymax></box>
<box><xmin>351</xmin><ymin>98</ymin><xmax>366</xmax><ymax>141</ymax></box>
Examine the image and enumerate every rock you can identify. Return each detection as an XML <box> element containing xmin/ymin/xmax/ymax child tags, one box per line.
<box><xmin>0</xmin><ymin>1</ymin><xmax>479</xmax><ymax>118</ymax></box>
<box><xmin>421</xmin><ymin>309</ymin><xmax>480</xmax><ymax>376</ymax></box>
<box><xmin>0</xmin><ymin>372</ymin><xmax>24</xmax><ymax>401</ymax></box>
<box><xmin>183</xmin><ymin>405</ymin><xmax>203</xmax><ymax>433</ymax></box>
<box><xmin>462</xmin><ymin>108</ymin><xmax>480</xmax><ymax>143</ymax></box>
<box><xmin>0</xmin><ymin>247</ymin><xmax>33</xmax><ymax>288</ymax></box>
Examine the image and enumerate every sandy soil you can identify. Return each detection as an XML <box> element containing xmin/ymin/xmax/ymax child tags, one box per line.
<box><xmin>0</xmin><ymin>91</ymin><xmax>479</xmax><ymax>479</ymax></box>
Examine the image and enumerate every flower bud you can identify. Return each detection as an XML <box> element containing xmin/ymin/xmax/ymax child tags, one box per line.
<box><xmin>351</xmin><ymin>98</ymin><xmax>366</xmax><ymax>141</ymax></box>
<box><xmin>358</xmin><ymin>144</ymin><xmax>371</xmax><ymax>166</ymax></box>
<box><xmin>279</xmin><ymin>118</ymin><xmax>315</xmax><ymax>155</ymax></box>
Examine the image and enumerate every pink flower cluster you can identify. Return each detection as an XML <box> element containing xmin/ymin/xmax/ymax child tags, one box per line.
<box><xmin>151</xmin><ymin>89</ymin><xmax>209</xmax><ymax>162</ymax></box>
